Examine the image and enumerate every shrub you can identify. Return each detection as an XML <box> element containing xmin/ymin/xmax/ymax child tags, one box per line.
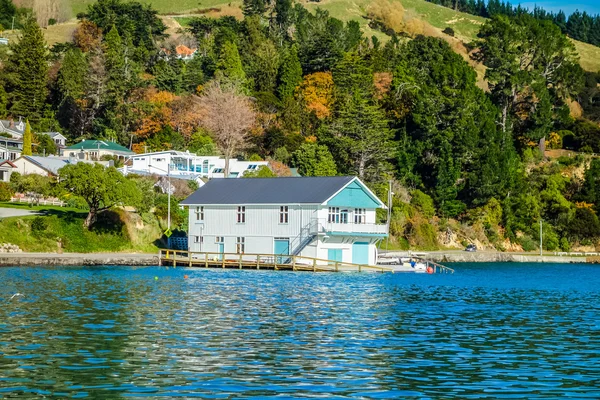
<box><xmin>410</xmin><ymin>190</ymin><xmax>435</xmax><ymax>218</ymax></box>
<box><xmin>517</xmin><ymin>235</ymin><xmax>538</xmax><ymax>252</ymax></box>
<box><xmin>0</xmin><ymin>182</ymin><xmax>14</xmax><ymax>201</ymax></box>
<box><xmin>31</xmin><ymin>217</ymin><xmax>48</xmax><ymax>233</ymax></box>
<box><xmin>442</xmin><ymin>27</ymin><xmax>455</xmax><ymax>36</ymax></box>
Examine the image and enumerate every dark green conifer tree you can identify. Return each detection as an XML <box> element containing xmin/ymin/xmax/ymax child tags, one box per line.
<box><xmin>4</xmin><ymin>17</ymin><xmax>49</xmax><ymax>122</ymax></box>
<box><xmin>277</xmin><ymin>45</ymin><xmax>303</xmax><ymax>100</ymax></box>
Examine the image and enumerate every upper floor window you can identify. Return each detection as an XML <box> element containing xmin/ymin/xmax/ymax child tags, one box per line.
<box><xmin>193</xmin><ymin>236</ymin><xmax>203</xmax><ymax>244</ymax></box>
<box><xmin>328</xmin><ymin>207</ymin><xmax>340</xmax><ymax>223</ymax></box>
<box><xmin>279</xmin><ymin>206</ymin><xmax>289</xmax><ymax>223</ymax></box>
<box><xmin>236</xmin><ymin>237</ymin><xmax>245</xmax><ymax>254</ymax></box>
<box><xmin>195</xmin><ymin>206</ymin><xmax>204</xmax><ymax>221</ymax></box>
<box><xmin>354</xmin><ymin>208</ymin><xmax>366</xmax><ymax>224</ymax></box>
<box><xmin>247</xmin><ymin>164</ymin><xmax>258</xmax><ymax>170</ymax></box>
<box><xmin>237</xmin><ymin>206</ymin><xmax>246</xmax><ymax>223</ymax></box>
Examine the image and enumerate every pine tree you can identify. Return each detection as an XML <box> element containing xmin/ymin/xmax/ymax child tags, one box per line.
<box><xmin>323</xmin><ymin>90</ymin><xmax>393</xmax><ymax>181</ymax></box>
<box><xmin>4</xmin><ymin>17</ymin><xmax>49</xmax><ymax>122</ymax></box>
<box><xmin>274</xmin><ymin>0</ymin><xmax>294</xmax><ymax>34</ymax></box>
<box><xmin>22</xmin><ymin>120</ymin><xmax>33</xmax><ymax>156</ymax></box>
<box><xmin>277</xmin><ymin>45</ymin><xmax>303</xmax><ymax>100</ymax></box>
<box><xmin>243</xmin><ymin>0</ymin><xmax>267</xmax><ymax>17</ymax></box>
<box><xmin>0</xmin><ymin>84</ymin><xmax>7</xmax><ymax>118</ymax></box>
<box><xmin>104</xmin><ymin>25</ymin><xmax>126</xmax><ymax>103</ymax></box>
<box><xmin>215</xmin><ymin>41</ymin><xmax>248</xmax><ymax>89</ymax></box>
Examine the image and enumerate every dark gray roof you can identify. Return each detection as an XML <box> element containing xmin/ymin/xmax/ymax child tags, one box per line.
<box><xmin>181</xmin><ymin>176</ymin><xmax>355</xmax><ymax>205</ymax></box>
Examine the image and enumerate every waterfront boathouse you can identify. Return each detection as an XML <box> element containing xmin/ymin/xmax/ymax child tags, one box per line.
<box><xmin>180</xmin><ymin>176</ymin><xmax>388</xmax><ymax>266</ymax></box>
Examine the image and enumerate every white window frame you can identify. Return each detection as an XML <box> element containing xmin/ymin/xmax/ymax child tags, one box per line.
<box><xmin>328</xmin><ymin>207</ymin><xmax>340</xmax><ymax>223</ymax></box>
<box><xmin>236</xmin><ymin>237</ymin><xmax>245</xmax><ymax>254</ymax></box>
<box><xmin>195</xmin><ymin>206</ymin><xmax>204</xmax><ymax>221</ymax></box>
<box><xmin>279</xmin><ymin>206</ymin><xmax>289</xmax><ymax>224</ymax></box>
<box><xmin>354</xmin><ymin>208</ymin><xmax>366</xmax><ymax>224</ymax></box>
<box><xmin>237</xmin><ymin>206</ymin><xmax>246</xmax><ymax>224</ymax></box>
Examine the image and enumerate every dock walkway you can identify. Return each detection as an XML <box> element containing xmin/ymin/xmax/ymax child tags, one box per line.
<box><xmin>159</xmin><ymin>249</ymin><xmax>397</xmax><ymax>273</ymax></box>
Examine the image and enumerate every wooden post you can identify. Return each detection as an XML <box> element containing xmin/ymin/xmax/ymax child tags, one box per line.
<box><xmin>158</xmin><ymin>250</ymin><xmax>162</xmax><ymax>266</ymax></box>
<box><xmin>335</xmin><ymin>262</ymin><xmax>339</xmax><ymax>272</ymax></box>
<box><xmin>188</xmin><ymin>251</ymin><xmax>192</xmax><ymax>267</ymax></box>
<box><xmin>256</xmin><ymin>254</ymin><xmax>260</xmax><ymax>270</ymax></box>
<box><xmin>313</xmin><ymin>259</ymin><xmax>316</xmax><ymax>272</ymax></box>
<box><xmin>204</xmin><ymin>252</ymin><xmax>208</xmax><ymax>268</ymax></box>
<box><xmin>239</xmin><ymin>253</ymin><xmax>242</xmax><ymax>269</ymax></box>
<box><xmin>166</xmin><ymin>250</ymin><xmax>169</xmax><ymax>259</ymax></box>
<box><xmin>222</xmin><ymin>254</ymin><xmax>225</xmax><ymax>268</ymax></box>
<box><xmin>173</xmin><ymin>251</ymin><xmax>176</xmax><ymax>267</ymax></box>
<box><xmin>359</xmin><ymin>264</ymin><xmax>362</xmax><ymax>272</ymax></box>
<box><xmin>292</xmin><ymin>255</ymin><xmax>296</xmax><ymax>271</ymax></box>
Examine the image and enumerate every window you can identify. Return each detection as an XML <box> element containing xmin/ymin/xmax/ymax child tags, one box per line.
<box><xmin>328</xmin><ymin>207</ymin><xmax>340</xmax><ymax>223</ymax></box>
<box><xmin>279</xmin><ymin>206</ymin><xmax>289</xmax><ymax>223</ymax></box>
<box><xmin>340</xmin><ymin>209</ymin><xmax>349</xmax><ymax>224</ymax></box>
<box><xmin>236</xmin><ymin>237</ymin><xmax>245</xmax><ymax>254</ymax></box>
<box><xmin>193</xmin><ymin>236</ymin><xmax>203</xmax><ymax>243</ymax></box>
<box><xmin>214</xmin><ymin>168</ymin><xmax>224</xmax><ymax>173</ymax></box>
<box><xmin>354</xmin><ymin>208</ymin><xmax>366</xmax><ymax>224</ymax></box>
<box><xmin>215</xmin><ymin>236</ymin><xmax>224</xmax><ymax>243</ymax></box>
<box><xmin>247</xmin><ymin>164</ymin><xmax>258</xmax><ymax>170</ymax></box>
<box><xmin>195</xmin><ymin>206</ymin><xmax>204</xmax><ymax>221</ymax></box>
<box><xmin>237</xmin><ymin>206</ymin><xmax>246</xmax><ymax>223</ymax></box>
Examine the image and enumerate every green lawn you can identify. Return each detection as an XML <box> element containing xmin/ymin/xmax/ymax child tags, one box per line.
<box><xmin>0</xmin><ymin>201</ymin><xmax>85</xmax><ymax>214</ymax></box>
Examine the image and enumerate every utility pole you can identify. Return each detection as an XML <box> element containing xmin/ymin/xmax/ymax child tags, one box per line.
<box><xmin>386</xmin><ymin>180</ymin><xmax>392</xmax><ymax>251</ymax></box>
<box><xmin>12</xmin><ymin>16</ymin><xmax>15</xmax><ymax>31</ymax></box>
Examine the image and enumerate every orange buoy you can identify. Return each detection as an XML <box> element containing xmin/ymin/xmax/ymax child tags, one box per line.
<box><xmin>184</xmin><ymin>275</ymin><xmax>189</xmax><ymax>279</ymax></box>
<box><xmin>426</xmin><ymin>266</ymin><xmax>434</xmax><ymax>274</ymax></box>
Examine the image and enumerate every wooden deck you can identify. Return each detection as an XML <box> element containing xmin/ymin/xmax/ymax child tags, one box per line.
<box><xmin>158</xmin><ymin>249</ymin><xmax>396</xmax><ymax>273</ymax></box>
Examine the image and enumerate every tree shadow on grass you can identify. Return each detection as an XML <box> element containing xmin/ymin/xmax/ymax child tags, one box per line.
<box><xmin>38</xmin><ymin>209</ymin><xmax>88</xmax><ymax>224</ymax></box>
<box><xmin>89</xmin><ymin>210</ymin><xmax>127</xmax><ymax>235</ymax></box>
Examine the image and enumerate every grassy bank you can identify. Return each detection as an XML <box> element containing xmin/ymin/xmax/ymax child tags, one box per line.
<box><xmin>0</xmin><ymin>205</ymin><xmax>162</xmax><ymax>253</ymax></box>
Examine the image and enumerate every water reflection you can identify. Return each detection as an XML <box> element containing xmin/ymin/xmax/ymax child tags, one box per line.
<box><xmin>0</xmin><ymin>264</ymin><xmax>599</xmax><ymax>398</ymax></box>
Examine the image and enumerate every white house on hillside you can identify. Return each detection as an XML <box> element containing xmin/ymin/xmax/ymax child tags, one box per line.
<box><xmin>0</xmin><ymin>119</ymin><xmax>67</xmax><ymax>150</ymax></box>
<box><xmin>180</xmin><ymin>176</ymin><xmax>388</xmax><ymax>266</ymax></box>
<box><xmin>122</xmin><ymin>150</ymin><xmax>269</xmax><ymax>179</ymax></box>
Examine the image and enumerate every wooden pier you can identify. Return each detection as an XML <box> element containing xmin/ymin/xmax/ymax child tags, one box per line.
<box><xmin>158</xmin><ymin>249</ymin><xmax>396</xmax><ymax>273</ymax></box>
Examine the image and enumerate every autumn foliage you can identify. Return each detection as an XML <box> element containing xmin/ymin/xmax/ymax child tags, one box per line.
<box><xmin>296</xmin><ymin>72</ymin><xmax>334</xmax><ymax>119</ymax></box>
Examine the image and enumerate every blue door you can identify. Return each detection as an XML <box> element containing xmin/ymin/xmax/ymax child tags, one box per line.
<box><xmin>217</xmin><ymin>241</ymin><xmax>224</xmax><ymax>260</ymax></box>
<box><xmin>352</xmin><ymin>242</ymin><xmax>369</xmax><ymax>265</ymax></box>
<box><xmin>274</xmin><ymin>239</ymin><xmax>289</xmax><ymax>263</ymax></box>
<box><xmin>328</xmin><ymin>249</ymin><xmax>343</xmax><ymax>264</ymax></box>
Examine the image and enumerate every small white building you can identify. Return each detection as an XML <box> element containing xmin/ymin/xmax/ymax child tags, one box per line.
<box><xmin>62</xmin><ymin>139</ymin><xmax>134</xmax><ymax>161</ymax></box>
<box><xmin>12</xmin><ymin>155</ymin><xmax>110</xmax><ymax>177</ymax></box>
<box><xmin>180</xmin><ymin>176</ymin><xmax>388</xmax><ymax>266</ymax></box>
<box><xmin>0</xmin><ymin>160</ymin><xmax>17</xmax><ymax>182</ymax></box>
<box><xmin>0</xmin><ymin>119</ymin><xmax>67</xmax><ymax>152</ymax></box>
<box><xmin>123</xmin><ymin>150</ymin><xmax>269</xmax><ymax>179</ymax></box>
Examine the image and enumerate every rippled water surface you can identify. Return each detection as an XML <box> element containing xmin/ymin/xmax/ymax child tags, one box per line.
<box><xmin>0</xmin><ymin>264</ymin><xmax>599</xmax><ymax>398</ymax></box>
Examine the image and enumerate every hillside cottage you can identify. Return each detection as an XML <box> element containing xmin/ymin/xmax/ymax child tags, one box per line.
<box><xmin>62</xmin><ymin>140</ymin><xmax>134</xmax><ymax>161</ymax></box>
<box><xmin>180</xmin><ymin>176</ymin><xmax>388</xmax><ymax>266</ymax></box>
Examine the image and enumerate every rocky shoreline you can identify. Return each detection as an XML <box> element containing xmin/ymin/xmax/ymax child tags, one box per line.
<box><xmin>0</xmin><ymin>253</ymin><xmax>159</xmax><ymax>267</ymax></box>
<box><xmin>384</xmin><ymin>251</ymin><xmax>589</xmax><ymax>264</ymax></box>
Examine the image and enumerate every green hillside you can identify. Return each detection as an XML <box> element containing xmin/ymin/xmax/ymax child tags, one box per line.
<box><xmin>24</xmin><ymin>0</ymin><xmax>599</xmax><ymax>72</ymax></box>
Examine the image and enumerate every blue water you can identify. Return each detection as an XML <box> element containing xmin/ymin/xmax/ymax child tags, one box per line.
<box><xmin>0</xmin><ymin>263</ymin><xmax>599</xmax><ymax>398</ymax></box>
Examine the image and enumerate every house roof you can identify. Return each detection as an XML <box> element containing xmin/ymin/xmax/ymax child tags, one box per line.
<box><xmin>176</xmin><ymin>45</ymin><xmax>197</xmax><ymax>57</ymax></box>
<box><xmin>65</xmin><ymin>140</ymin><xmax>134</xmax><ymax>154</ymax></box>
<box><xmin>0</xmin><ymin>160</ymin><xmax>17</xmax><ymax>168</ymax></box>
<box><xmin>181</xmin><ymin>176</ymin><xmax>358</xmax><ymax>205</ymax></box>
<box><xmin>20</xmin><ymin>156</ymin><xmax>69</xmax><ymax>176</ymax></box>
<box><xmin>0</xmin><ymin>119</ymin><xmax>26</xmax><ymax>136</ymax></box>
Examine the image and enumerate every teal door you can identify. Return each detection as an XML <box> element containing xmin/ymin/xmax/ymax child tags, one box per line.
<box><xmin>352</xmin><ymin>242</ymin><xmax>369</xmax><ymax>265</ymax></box>
<box><xmin>217</xmin><ymin>242</ymin><xmax>224</xmax><ymax>260</ymax></box>
<box><xmin>328</xmin><ymin>249</ymin><xmax>343</xmax><ymax>263</ymax></box>
<box><xmin>274</xmin><ymin>239</ymin><xmax>289</xmax><ymax>263</ymax></box>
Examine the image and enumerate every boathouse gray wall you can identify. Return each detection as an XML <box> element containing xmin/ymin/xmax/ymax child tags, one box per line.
<box><xmin>186</xmin><ymin>204</ymin><xmax>381</xmax><ymax>264</ymax></box>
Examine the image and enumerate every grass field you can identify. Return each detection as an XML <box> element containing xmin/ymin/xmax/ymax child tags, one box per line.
<box><xmin>0</xmin><ymin>203</ymin><xmax>161</xmax><ymax>253</ymax></box>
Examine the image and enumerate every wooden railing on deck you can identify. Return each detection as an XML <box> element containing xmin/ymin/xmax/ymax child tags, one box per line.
<box><xmin>159</xmin><ymin>249</ymin><xmax>395</xmax><ymax>273</ymax></box>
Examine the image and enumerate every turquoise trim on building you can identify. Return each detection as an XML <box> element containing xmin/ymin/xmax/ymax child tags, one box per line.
<box><xmin>326</xmin><ymin>180</ymin><xmax>381</xmax><ymax>208</ymax></box>
<box><xmin>326</xmin><ymin>232</ymin><xmax>388</xmax><ymax>237</ymax></box>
